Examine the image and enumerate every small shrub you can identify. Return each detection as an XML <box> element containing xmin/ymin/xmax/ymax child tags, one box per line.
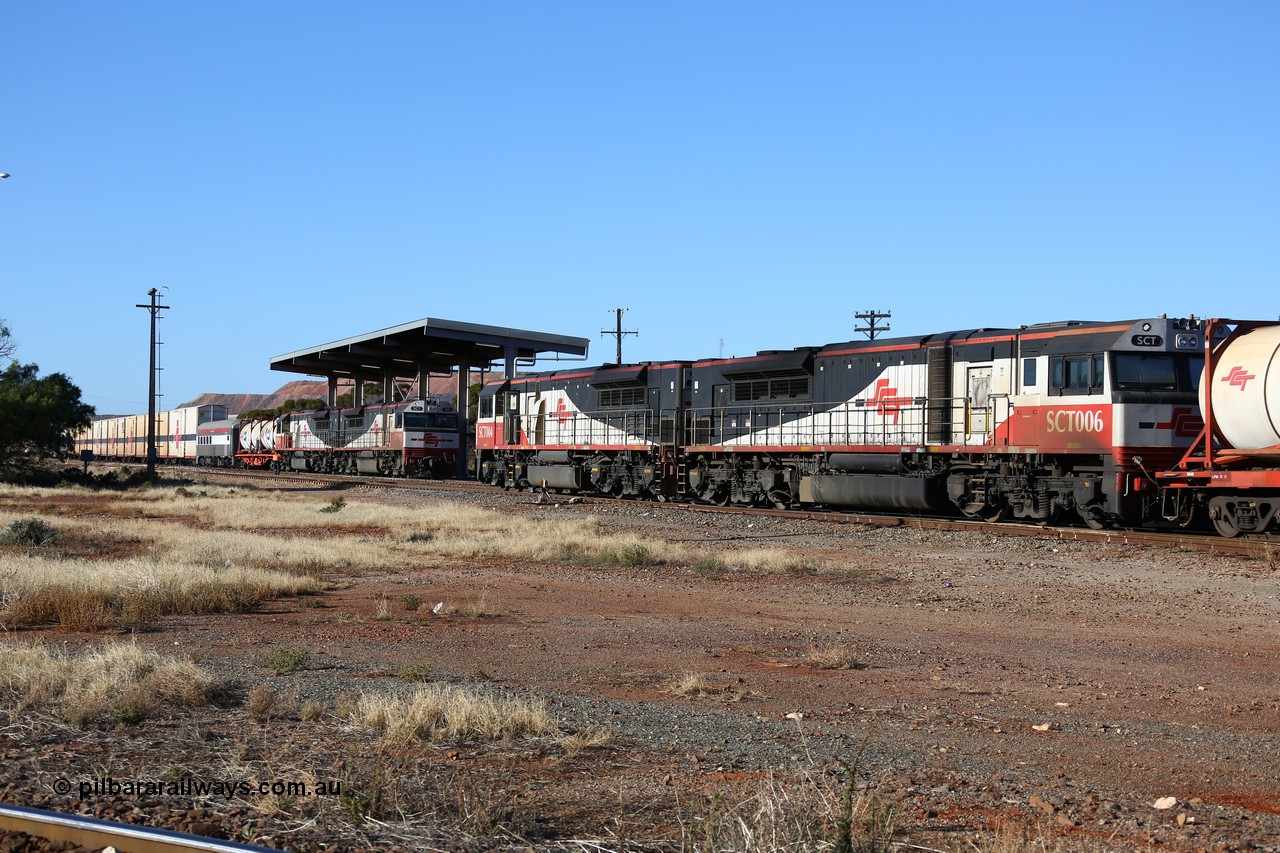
<box><xmin>319</xmin><ymin>496</ymin><xmax>346</xmax><ymax>514</ymax></box>
<box><xmin>399</xmin><ymin>594</ymin><xmax>422</xmax><ymax>611</ymax></box>
<box><xmin>399</xmin><ymin>661</ymin><xmax>432</xmax><ymax>683</ymax></box>
<box><xmin>300</xmin><ymin>700</ymin><xmax>326</xmax><ymax>722</ymax></box>
<box><xmin>116</xmin><ymin>703</ymin><xmax>149</xmax><ymax>726</ymax></box>
<box><xmin>1</xmin><ymin>518</ymin><xmax>59</xmax><ymax>546</ymax></box>
<box><xmin>803</xmin><ymin>644</ymin><xmax>863</xmax><ymax>670</ymax></box>
<box><xmin>594</xmin><ymin>543</ymin><xmax>655</xmax><ymax>566</ymax></box>
<box><xmin>373</xmin><ymin>595</ymin><xmax>391</xmax><ymax>621</ymax></box>
<box><xmin>460</xmin><ymin>595</ymin><xmax>502</xmax><ymax>618</ymax></box>
<box><xmin>298</xmin><ymin>596</ymin><xmax>325</xmax><ymax>609</ymax></box>
<box><xmin>667</xmin><ymin>672</ymin><xmax>713</xmax><ymax>698</ymax></box>
<box><xmin>246</xmin><ymin>685</ymin><xmax>276</xmax><ymax>722</ymax></box>
<box><xmin>263</xmin><ymin>643</ymin><xmax>309</xmax><ymax>675</ymax></box>
<box><xmin>693</xmin><ymin>556</ymin><xmax>724</xmax><ymax>579</ymax></box>
<box><xmin>559</xmin><ymin>726</ymin><xmax>614</xmax><ymax>756</ymax></box>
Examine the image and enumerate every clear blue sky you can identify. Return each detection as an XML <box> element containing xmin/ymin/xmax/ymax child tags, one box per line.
<box><xmin>2</xmin><ymin>2</ymin><xmax>1277</xmax><ymax>412</ymax></box>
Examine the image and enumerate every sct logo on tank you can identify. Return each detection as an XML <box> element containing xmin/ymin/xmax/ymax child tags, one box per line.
<box><xmin>1221</xmin><ymin>366</ymin><xmax>1256</xmax><ymax>390</ymax></box>
<box><xmin>1045</xmin><ymin>409</ymin><xmax>1107</xmax><ymax>433</ymax></box>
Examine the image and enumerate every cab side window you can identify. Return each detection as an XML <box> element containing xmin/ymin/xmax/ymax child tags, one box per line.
<box><xmin>1049</xmin><ymin>355</ymin><xmax>1104</xmax><ymax>395</ymax></box>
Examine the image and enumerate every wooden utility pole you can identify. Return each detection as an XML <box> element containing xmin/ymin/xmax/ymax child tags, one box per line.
<box><xmin>855</xmin><ymin>309</ymin><xmax>891</xmax><ymax>341</ymax></box>
<box><xmin>601</xmin><ymin>308</ymin><xmax>638</xmax><ymax>364</ymax></box>
<box><xmin>135</xmin><ymin>288</ymin><xmax>169</xmax><ymax>480</ymax></box>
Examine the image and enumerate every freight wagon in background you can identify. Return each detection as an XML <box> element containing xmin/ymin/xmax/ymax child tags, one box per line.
<box><xmin>476</xmin><ymin>315</ymin><xmax>1280</xmax><ymax>536</ymax></box>
<box><xmin>81</xmin><ymin>405</ymin><xmax>228</xmax><ymax>463</ymax></box>
<box><xmin>75</xmin><ymin>399</ymin><xmax>461</xmax><ymax>478</ymax></box>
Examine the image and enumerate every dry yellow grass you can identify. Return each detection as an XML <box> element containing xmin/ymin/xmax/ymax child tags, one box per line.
<box><xmin>801</xmin><ymin>644</ymin><xmax>862</xmax><ymax>670</ymax></box>
<box><xmin>393</xmin><ymin>501</ymin><xmax>682</xmax><ymax>565</ymax></box>
<box><xmin>8</xmin><ymin>486</ymin><xmax>684</xmax><ymax>567</ymax></box>
<box><xmin>351</xmin><ymin>685</ymin><xmax>557</xmax><ymax>745</ymax></box>
<box><xmin>0</xmin><ymin>640</ymin><xmax>213</xmax><ymax>724</ymax></box>
<box><xmin>0</xmin><ymin>551</ymin><xmax>321</xmax><ymax>630</ymax></box>
<box><xmin>666</xmin><ymin>672</ymin><xmax>712</xmax><ymax>697</ymax></box>
<box><xmin>725</xmin><ymin>547</ymin><xmax>828</xmax><ymax>574</ymax></box>
<box><xmin>0</xmin><ymin>486</ymin><xmax>851</xmax><ymax>634</ymax></box>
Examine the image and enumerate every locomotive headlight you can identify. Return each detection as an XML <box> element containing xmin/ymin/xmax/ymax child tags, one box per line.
<box><xmin>1175</xmin><ymin>333</ymin><xmax>1199</xmax><ymax>349</ymax></box>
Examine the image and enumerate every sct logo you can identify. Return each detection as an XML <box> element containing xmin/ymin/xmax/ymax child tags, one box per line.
<box><xmin>868</xmin><ymin>378</ymin><xmax>907</xmax><ymax>424</ymax></box>
<box><xmin>1153</xmin><ymin>407</ymin><xmax>1203</xmax><ymax>439</ymax></box>
<box><xmin>1221</xmin><ymin>366</ymin><xmax>1256</xmax><ymax>391</ymax></box>
<box><xmin>1045</xmin><ymin>409</ymin><xmax>1106</xmax><ymax>434</ymax></box>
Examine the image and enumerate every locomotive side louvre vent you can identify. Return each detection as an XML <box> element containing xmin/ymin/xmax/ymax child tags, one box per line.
<box><xmin>926</xmin><ymin>346</ymin><xmax>953</xmax><ymax>444</ymax></box>
<box><xmin>731</xmin><ymin>373</ymin><xmax>811</xmax><ymax>402</ymax></box>
<box><xmin>599</xmin><ymin>386</ymin><xmax>646</xmax><ymax>408</ymax></box>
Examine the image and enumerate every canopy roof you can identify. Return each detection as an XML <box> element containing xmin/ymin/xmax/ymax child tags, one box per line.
<box><xmin>269</xmin><ymin>317</ymin><xmax>590</xmax><ymax>379</ymax></box>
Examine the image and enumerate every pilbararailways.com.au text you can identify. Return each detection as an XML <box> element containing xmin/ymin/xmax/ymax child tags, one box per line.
<box><xmin>58</xmin><ymin>776</ymin><xmax>342</xmax><ymax>801</ymax></box>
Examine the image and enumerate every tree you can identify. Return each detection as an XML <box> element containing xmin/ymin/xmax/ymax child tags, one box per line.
<box><xmin>0</xmin><ymin>362</ymin><xmax>95</xmax><ymax>464</ymax></box>
<box><xmin>335</xmin><ymin>382</ymin><xmax>383</xmax><ymax>408</ymax></box>
<box><xmin>238</xmin><ymin>398</ymin><xmax>325</xmax><ymax>421</ymax></box>
<box><xmin>0</xmin><ymin>318</ymin><xmax>14</xmax><ymax>363</ymax></box>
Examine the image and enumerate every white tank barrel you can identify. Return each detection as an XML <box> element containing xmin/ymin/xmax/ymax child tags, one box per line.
<box><xmin>1202</xmin><ymin>325</ymin><xmax>1280</xmax><ymax>450</ymax></box>
<box><xmin>249</xmin><ymin>421</ymin><xmax>264</xmax><ymax>452</ymax></box>
<box><xmin>261</xmin><ymin>422</ymin><xmax>275</xmax><ymax>451</ymax></box>
<box><xmin>239</xmin><ymin>421</ymin><xmax>255</xmax><ymax>451</ymax></box>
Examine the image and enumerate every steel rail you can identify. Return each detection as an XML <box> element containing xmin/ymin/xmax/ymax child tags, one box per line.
<box><xmin>673</xmin><ymin>503</ymin><xmax>1270</xmax><ymax>556</ymax></box>
<box><xmin>0</xmin><ymin>803</ymin><xmax>277</xmax><ymax>853</ymax></box>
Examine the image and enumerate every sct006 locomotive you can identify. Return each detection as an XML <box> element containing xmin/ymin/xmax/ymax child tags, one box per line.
<box><xmin>78</xmin><ymin>398</ymin><xmax>461</xmax><ymax>478</ymax></box>
<box><xmin>476</xmin><ymin>315</ymin><xmax>1260</xmax><ymax>533</ymax></box>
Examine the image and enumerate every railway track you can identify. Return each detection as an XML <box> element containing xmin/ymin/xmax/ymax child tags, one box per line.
<box><xmin>118</xmin><ymin>463</ymin><xmax>1279</xmax><ymax>558</ymax></box>
<box><xmin>0</xmin><ymin>802</ymin><xmax>275</xmax><ymax>853</ymax></box>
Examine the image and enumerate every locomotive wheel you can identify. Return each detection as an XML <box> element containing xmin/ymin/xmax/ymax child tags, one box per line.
<box><xmin>1211</xmin><ymin>512</ymin><xmax>1243</xmax><ymax>538</ymax></box>
<box><xmin>961</xmin><ymin>503</ymin><xmax>1004</xmax><ymax>522</ymax></box>
<box><xmin>1079</xmin><ymin>506</ymin><xmax>1108</xmax><ymax>530</ymax></box>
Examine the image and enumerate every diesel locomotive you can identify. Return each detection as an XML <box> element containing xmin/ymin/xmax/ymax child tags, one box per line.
<box><xmin>77</xmin><ymin>398</ymin><xmax>461</xmax><ymax>478</ymax></box>
<box><xmin>475</xmin><ymin>315</ymin><xmax>1279</xmax><ymax>535</ymax></box>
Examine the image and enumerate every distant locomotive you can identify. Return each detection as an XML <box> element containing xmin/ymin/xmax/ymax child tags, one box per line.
<box><xmin>77</xmin><ymin>398</ymin><xmax>461</xmax><ymax>478</ymax></box>
<box><xmin>475</xmin><ymin>315</ymin><xmax>1255</xmax><ymax>533</ymax></box>
<box><xmin>273</xmin><ymin>398</ymin><xmax>460</xmax><ymax>477</ymax></box>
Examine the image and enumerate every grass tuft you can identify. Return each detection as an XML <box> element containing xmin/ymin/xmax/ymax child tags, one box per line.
<box><xmin>0</xmin><ymin>640</ymin><xmax>214</xmax><ymax>725</ymax></box>
<box><xmin>399</xmin><ymin>660</ymin><xmax>432</xmax><ymax>683</ymax></box>
<box><xmin>351</xmin><ymin>685</ymin><xmax>556</xmax><ymax>745</ymax></box>
<box><xmin>263</xmin><ymin>642</ymin><xmax>310</xmax><ymax>675</ymax></box>
<box><xmin>802</xmin><ymin>644</ymin><xmax>863</xmax><ymax>670</ymax></box>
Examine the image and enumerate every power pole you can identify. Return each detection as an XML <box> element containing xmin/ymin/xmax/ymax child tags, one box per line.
<box><xmin>136</xmin><ymin>288</ymin><xmax>169</xmax><ymax>480</ymax></box>
<box><xmin>601</xmin><ymin>307</ymin><xmax>638</xmax><ymax>365</ymax></box>
<box><xmin>855</xmin><ymin>309</ymin><xmax>891</xmax><ymax>341</ymax></box>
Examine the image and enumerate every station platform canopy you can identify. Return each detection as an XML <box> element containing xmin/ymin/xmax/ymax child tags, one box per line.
<box><xmin>270</xmin><ymin>317</ymin><xmax>589</xmax><ymax>394</ymax></box>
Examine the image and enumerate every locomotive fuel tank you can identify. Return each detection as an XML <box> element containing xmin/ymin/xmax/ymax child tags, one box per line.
<box><xmin>1202</xmin><ymin>325</ymin><xmax>1280</xmax><ymax>450</ymax></box>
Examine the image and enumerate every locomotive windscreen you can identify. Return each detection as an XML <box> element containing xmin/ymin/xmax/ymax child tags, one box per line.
<box><xmin>404</xmin><ymin>413</ymin><xmax>458</xmax><ymax>429</ymax></box>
